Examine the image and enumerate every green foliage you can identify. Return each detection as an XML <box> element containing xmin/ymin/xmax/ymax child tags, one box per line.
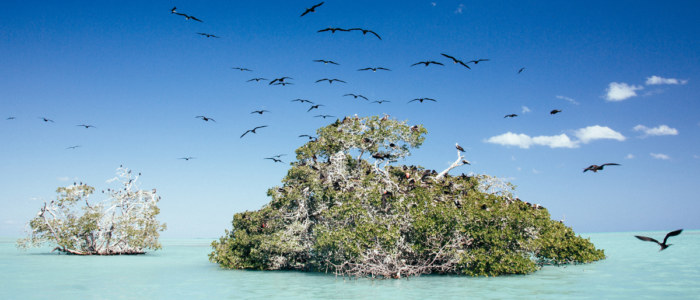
<box><xmin>210</xmin><ymin>116</ymin><xmax>604</xmax><ymax>277</ymax></box>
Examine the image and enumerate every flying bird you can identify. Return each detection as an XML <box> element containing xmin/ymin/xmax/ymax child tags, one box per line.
<box><xmin>635</xmin><ymin>229</ymin><xmax>683</xmax><ymax>251</ymax></box>
<box><xmin>240</xmin><ymin>125</ymin><xmax>268</xmax><ymax>138</ymax></box>
<box><xmin>456</xmin><ymin>143</ymin><xmax>465</xmax><ymax>152</ymax></box>
<box><xmin>583</xmin><ymin>163</ymin><xmax>620</xmax><ymax>173</ymax></box>
<box><xmin>269</xmin><ymin>77</ymin><xmax>293</xmax><ymax>85</ymax></box>
<box><xmin>173</xmin><ymin>11</ymin><xmax>202</xmax><ymax>22</ymax></box>
<box><xmin>197</xmin><ymin>33</ymin><xmax>219</xmax><ymax>38</ymax></box>
<box><xmin>344</xmin><ymin>93</ymin><xmax>368</xmax><ymax>100</ymax></box>
<box><xmin>265</xmin><ymin>157</ymin><xmax>284</xmax><ymax>163</ymax></box>
<box><xmin>299</xmin><ymin>134</ymin><xmax>316</xmax><ymax>140</ymax></box>
<box><xmin>518</xmin><ymin>67</ymin><xmax>525</xmax><ymax>74</ymax></box>
<box><xmin>440</xmin><ymin>53</ymin><xmax>471</xmax><ymax>69</ymax></box>
<box><xmin>247</xmin><ymin>78</ymin><xmax>268</xmax><ymax>82</ymax></box>
<box><xmin>272</xmin><ymin>82</ymin><xmax>293</xmax><ymax>86</ymax></box>
<box><xmin>372</xmin><ymin>100</ymin><xmax>390</xmax><ymax>104</ymax></box>
<box><xmin>504</xmin><ymin>114</ymin><xmax>518</xmax><ymax>118</ymax></box>
<box><xmin>76</xmin><ymin>124</ymin><xmax>96</xmax><ymax>129</ymax></box>
<box><xmin>270</xmin><ymin>154</ymin><xmax>286</xmax><ymax>158</ymax></box>
<box><xmin>467</xmin><ymin>58</ymin><xmax>490</xmax><ymax>64</ymax></box>
<box><xmin>251</xmin><ymin>110</ymin><xmax>270</xmax><ymax>115</ymax></box>
<box><xmin>179</xmin><ymin>157</ymin><xmax>195</xmax><ymax>161</ymax></box>
<box><xmin>39</xmin><ymin>117</ymin><xmax>54</xmax><ymax>123</ymax></box>
<box><xmin>408</xmin><ymin>98</ymin><xmax>437</xmax><ymax>103</ymax></box>
<box><xmin>66</xmin><ymin>145</ymin><xmax>81</xmax><ymax>150</ymax></box>
<box><xmin>300</xmin><ymin>2</ymin><xmax>324</xmax><ymax>17</ymax></box>
<box><xmin>313</xmin><ymin>59</ymin><xmax>339</xmax><ymax>65</ymax></box>
<box><xmin>315</xmin><ymin>114</ymin><xmax>335</xmax><ymax>119</ymax></box>
<box><xmin>307</xmin><ymin>104</ymin><xmax>324</xmax><ymax>112</ymax></box>
<box><xmin>315</xmin><ymin>78</ymin><xmax>346</xmax><ymax>84</ymax></box>
<box><xmin>318</xmin><ymin>27</ymin><xmax>350</xmax><ymax>34</ymax></box>
<box><xmin>348</xmin><ymin>28</ymin><xmax>382</xmax><ymax>40</ymax></box>
<box><xmin>232</xmin><ymin>67</ymin><xmax>252</xmax><ymax>71</ymax></box>
<box><xmin>550</xmin><ymin>109</ymin><xmax>562</xmax><ymax>115</ymax></box>
<box><xmin>358</xmin><ymin>67</ymin><xmax>391</xmax><ymax>72</ymax></box>
<box><xmin>411</xmin><ymin>61</ymin><xmax>444</xmax><ymax>67</ymax></box>
<box><xmin>6</xmin><ymin>117</ymin><xmax>15</xmax><ymax>120</ymax></box>
<box><xmin>292</xmin><ymin>98</ymin><xmax>313</xmax><ymax>104</ymax></box>
<box><xmin>196</xmin><ymin>116</ymin><xmax>215</xmax><ymax>122</ymax></box>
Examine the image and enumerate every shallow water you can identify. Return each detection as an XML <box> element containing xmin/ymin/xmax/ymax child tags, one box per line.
<box><xmin>1</xmin><ymin>231</ymin><xmax>699</xmax><ymax>299</ymax></box>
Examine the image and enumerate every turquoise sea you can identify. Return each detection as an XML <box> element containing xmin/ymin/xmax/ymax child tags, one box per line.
<box><xmin>1</xmin><ymin>231</ymin><xmax>699</xmax><ymax>299</ymax></box>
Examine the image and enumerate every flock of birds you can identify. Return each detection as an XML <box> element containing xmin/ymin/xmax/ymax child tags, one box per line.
<box><xmin>5</xmin><ymin>2</ymin><xmax>684</xmax><ymax>251</ymax></box>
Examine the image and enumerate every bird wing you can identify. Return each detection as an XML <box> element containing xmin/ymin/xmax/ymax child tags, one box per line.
<box><xmin>441</xmin><ymin>53</ymin><xmax>456</xmax><ymax>61</ymax></box>
<box><xmin>240</xmin><ymin>130</ymin><xmax>251</xmax><ymax>138</ymax></box>
<box><xmin>601</xmin><ymin>163</ymin><xmax>620</xmax><ymax>167</ymax></box>
<box><xmin>254</xmin><ymin>125</ymin><xmax>268</xmax><ymax>130</ymax></box>
<box><xmin>368</xmin><ymin>30</ymin><xmax>381</xmax><ymax>40</ymax></box>
<box><xmin>190</xmin><ymin>16</ymin><xmax>202</xmax><ymax>22</ymax></box>
<box><xmin>300</xmin><ymin>9</ymin><xmax>312</xmax><ymax>17</ymax></box>
<box><xmin>359</xmin><ymin>95</ymin><xmax>368</xmax><ymax>100</ymax></box>
<box><xmin>378</xmin><ymin>67</ymin><xmax>390</xmax><ymax>71</ymax></box>
<box><xmin>358</xmin><ymin>68</ymin><xmax>371</xmax><ymax>71</ymax></box>
<box><xmin>662</xmin><ymin>229</ymin><xmax>683</xmax><ymax>245</ymax></box>
<box><xmin>635</xmin><ymin>235</ymin><xmax>661</xmax><ymax>245</ymax></box>
<box><xmin>335</xmin><ymin>79</ymin><xmax>346</xmax><ymax>83</ymax></box>
<box><xmin>408</xmin><ymin>99</ymin><xmax>418</xmax><ymax>103</ymax></box>
<box><xmin>312</xmin><ymin>2</ymin><xmax>324</xmax><ymax>9</ymax></box>
<box><xmin>410</xmin><ymin>62</ymin><xmax>422</xmax><ymax>66</ymax></box>
<box><xmin>316</xmin><ymin>78</ymin><xmax>328</xmax><ymax>82</ymax></box>
<box><xmin>426</xmin><ymin>98</ymin><xmax>437</xmax><ymax>101</ymax></box>
<box><xmin>430</xmin><ymin>61</ymin><xmax>444</xmax><ymax>65</ymax></box>
<box><xmin>317</xmin><ymin>28</ymin><xmax>331</xmax><ymax>32</ymax></box>
<box><xmin>458</xmin><ymin>61</ymin><xmax>472</xmax><ymax>69</ymax></box>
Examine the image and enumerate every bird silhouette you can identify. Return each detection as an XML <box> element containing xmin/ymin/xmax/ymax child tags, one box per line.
<box><xmin>265</xmin><ymin>157</ymin><xmax>284</xmax><ymax>163</ymax></box>
<box><xmin>313</xmin><ymin>59</ymin><xmax>339</xmax><ymax>65</ymax></box>
<box><xmin>635</xmin><ymin>229</ymin><xmax>683</xmax><ymax>251</ymax></box>
<box><xmin>269</xmin><ymin>77</ymin><xmax>293</xmax><ymax>85</ymax></box>
<box><xmin>348</xmin><ymin>28</ymin><xmax>382</xmax><ymax>40</ymax></box>
<box><xmin>411</xmin><ymin>61</ymin><xmax>444</xmax><ymax>67</ymax></box>
<box><xmin>272</xmin><ymin>82</ymin><xmax>293</xmax><ymax>86</ymax></box>
<box><xmin>583</xmin><ymin>163</ymin><xmax>620</xmax><ymax>173</ymax></box>
<box><xmin>179</xmin><ymin>157</ymin><xmax>195</xmax><ymax>161</ymax></box>
<box><xmin>358</xmin><ymin>67</ymin><xmax>391</xmax><ymax>72</ymax></box>
<box><xmin>315</xmin><ymin>114</ymin><xmax>335</xmax><ymax>119</ymax></box>
<box><xmin>6</xmin><ymin>117</ymin><xmax>15</xmax><ymax>120</ymax></box>
<box><xmin>196</xmin><ymin>116</ymin><xmax>215</xmax><ymax>122</ymax></box>
<box><xmin>456</xmin><ymin>143</ymin><xmax>465</xmax><ymax>152</ymax></box>
<box><xmin>318</xmin><ymin>27</ymin><xmax>350</xmax><ymax>34</ymax></box>
<box><xmin>315</xmin><ymin>78</ymin><xmax>346</xmax><ymax>84</ymax></box>
<box><xmin>344</xmin><ymin>93</ymin><xmax>368</xmax><ymax>100</ymax></box>
<box><xmin>271</xmin><ymin>154</ymin><xmax>286</xmax><ymax>158</ymax></box>
<box><xmin>301</xmin><ymin>2</ymin><xmax>324</xmax><ymax>17</ymax></box>
<box><xmin>247</xmin><ymin>78</ymin><xmax>268</xmax><ymax>82</ymax></box>
<box><xmin>550</xmin><ymin>109</ymin><xmax>562</xmax><ymax>115</ymax></box>
<box><xmin>307</xmin><ymin>104</ymin><xmax>324</xmax><ymax>112</ymax></box>
<box><xmin>172</xmin><ymin>10</ymin><xmax>202</xmax><ymax>22</ymax></box>
<box><xmin>197</xmin><ymin>33</ymin><xmax>219</xmax><ymax>38</ymax></box>
<box><xmin>66</xmin><ymin>145</ymin><xmax>81</xmax><ymax>150</ymax></box>
<box><xmin>76</xmin><ymin>124</ymin><xmax>95</xmax><ymax>129</ymax></box>
<box><xmin>251</xmin><ymin>110</ymin><xmax>270</xmax><ymax>115</ymax></box>
<box><xmin>240</xmin><ymin>125</ymin><xmax>268</xmax><ymax>138</ymax></box>
<box><xmin>441</xmin><ymin>53</ymin><xmax>471</xmax><ymax>69</ymax></box>
<box><xmin>39</xmin><ymin>117</ymin><xmax>54</xmax><ymax>122</ymax></box>
<box><xmin>504</xmin><ymin>114</ymin><xmax>518</xmax><ymax>118</ymax></box>
<box><xmin>299</xmin><ymin>134</ymin><xmax>316</xmax><ymax>140</ymax></box>
<box><xmin>232</xmin><ymin>67</ymin><xmax>252</xmax><ymax>71</ymax></box>
<box><xmin>518</xmin><ymin>67</ymin><xmax>525</xmax><ymax>74</ymax></box>
<box><xmin>408</xmin><ymin>98</ymin><xmax>437</xmax><ymax>103</ymax></box>
<box><xmin>292</xmin><ymin>98</ymin><xmax>314</xmax><ymax>104</ymax></box>
<box><xmin>467</xmin><ymin>58</ymin><xmax>490</xmax><ymax>64</ymax></box>
<box><xmin>372</xmin><ymin>100</ymin><xmax>390</xmax><ymax>104</ymax></box>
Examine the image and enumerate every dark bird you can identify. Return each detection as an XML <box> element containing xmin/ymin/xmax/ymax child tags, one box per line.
<box><xmin>372</xmin><ymin>100</ymin><xmax>390</xmax><ymax>104</ymax></box>
<box><xmin>240</xmin><ymin>125</ymin><xmax>268</xmax><ymax>138</ymax></box>
<box><xmin>272</xmin><ymin>82</ymin><xmax>293</xmax><ymax>86</ymax></box>
<box><xmin>344</xmin><ymin>93</ymin><xmax>368</xmax><ymax>100</ymax></box>
<box><xmin>66</xmin><ymin>145</ymin><xmax>81</xmax><ymax>150</ymax></box>
<box><xmin>197</xmin><ymin>33</ymin><xmax>219</xmax><ymax>38</ymax></box>
<box><xmin>292</xmin><ymin>98</ymin><xmax>314</xmax><ymax>104</ymax></box>
<box><xmin>170</xmin><ymin>6</ymin><xmax>177</xmax><ymax>14</ymax></box>
<box><xmin>307</xmin><ymin>104</ymin><xmax>324</xmax><ymax>112</ymax></box>
<box><xmin>440</xmin><ymin>53</ymin><xmax>471</xmax><ymax>69</ymax></box>
<box><xmin>348</xmin><ymin>28</ymin><xmax>382</xmax><ymax>40</ymax></box>
<box><xmin>408</xmin><ymin>98</ymin><xmax>437</xmax><ymax>103</ymax></box>
<box><xmin>467</xmin><ymin>58</ymin><xmax>490</xmax><ymax>64</ymax></box>
<box><xmin>518</xmin><ymin>67</ymin><xmax>525</xmax><ymax>74</ymax></box>
<box><xmin>265</xmin><ymin>157</ymin><xmax>284</xmax><ymax>163</ymax></box>
<box><xmin>269</xmin><ymin>77</ymin><xmax>293</xmax><ymax>85</ymax></box>
<box><xmin>179</xmin><ymin>157</ymin><xmax>195</xmax><ymax>161</ymax></box>
<box><xmin>196</xmin><ymin>116</ymin><xmax>215</xmax><ymax>122</ymax></box>
<box><xmin>358</xmin><ymin>67</ymin><xmax>391</xmax><ymax>72</ymax></box>
<box><xmin>315</xmin><ymin>78</ymin><xmax>346</xmax><ymax>84</ymax></box>
<box><xmin>410</xmin><ymin>125</ymin><xmax>419</xmax><ymax>132</ymax></box>
<box><xmin>76</xmin><ymin>124</ymin><xmax>96</xmax><ymax>129</ymax></box>
<box><xmin>270</xmin><ymin>154</ymin><xmax>287</xmax><ymax>158</ymax></box>
<box><xmin>173</xmin><ymin>11</ymin><xmax>202</xmax><ymax>22</ymax></box>
<box><xmin>6</xmin><ymin>117</ymin><xmax>15</xmax><ymax>120</ymax></box>
<box><xmin>315</xmin><ymin>114</ymin><xmax>335</xmax><ymax>119</ymax></box>
<box><xmin>232</xmin><ymin>67</ymin><xmax>252</xmax><ymax>71</ymax></box>
<box><xmin>39</xmin><ymin>117</ymin><xmax>54</xmax><ymax>123</ymax></box>
<box><xmin>251</xmin><ymin>110</ymin><xmax>270</xmax><ymax>115</ymax></box>
<box><xmin>583</xmin><ymin>163</ymin><xmax>620</xmax><ymax>173</ymax></box>
<box><xmin>300</xmin><ymin>2</ymin><xmax>324</xmax><ymax>17</ymax></box>
<box><xmin>504</xmin><ymin>114</ymin><xmax>518</xmax><ymax>118</ymax></box>
<box><xmin>411</xmin><ymin>61</ymin><xmax>444</xmax><ymax>67</ymax></box>
<box><xmin>318</xmin><ymin>27</ymin><xmax>350</xmax><ymax>34</ymax></box>
<box><xmin>313</xmin><ymin>59</ymin><xmax>339</xmax><ymax>65</ymax></box>
<box><xmin>247</xmin><ymin>78</ymin><xmax>268</xmax><ymax>82</ymax></box>
<box><xmin>550</xmin><ymin>109</ymin><xmax>562</xmax><ymax>115</ymax></box>
<box><xmin>635</xmin><ymin>229</ymin><xmax>683</xmax><ymax>251</ymax></box>
<box><xmin>299</xmin><ymin>134</ymin><xmax>316</xmax><ymax>140</ymax></box>
<box><xmin>456</xmin><ymin>143</ymin><xmax>465</xmax><ymax>152</ymax></box>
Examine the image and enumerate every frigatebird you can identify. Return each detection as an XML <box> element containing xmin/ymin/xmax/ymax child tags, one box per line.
<box><xmin>272</xmin><ymin>82</ymin><xmax>293</xmax><ymax>86</ymax></box>
<box><xmin>247</xmin><ymin>78</ymin><xmax>268</xmax><ymax>82</ymax></box>
<box><xmin>348</xmin><ymin>28</ymin><xmax>382</xmax><ymax>40</ymax></box>
<box><xmin>66</xmin><ymin>145</ymin><xmax>81</xmax><ymax>150</ymax></box>
<box><xmin>196</xmin><ymin>116</ymin><xmax>215</xmax><ymax>122</ymax></box>
<box><xmin>301</xmin><ymin>2</ymin><xmax>324</xmax><ymax>17</ymax></box>
<box><xmin>232</xmin><ymin>67</ymin><xmax>252</xmax><ymax>71</ymax></box>
<box><xmin>197</xmin><ymin>33</ymin><xmax>219</xmax><ymax>38</ymax></box>
<box><xmin>318</xmin><ymin>27</ymin><xmax>349</xmax><ymax>34</ymax></box>
<box><xmin>372</xmin><ymin>100</ymin><xmax>390</xmax><ymax>104</ymax></box>
<box><xmin>440</xmin><ymin>53</ymin><xmax>471</xmax><ymax>69</ymax></box>
<box><xmin>344</xmin><ymin>93</ymin><xmax>368</xmax><ymax>100</ymax></box>
<box><xmin>583</xmin><ymin>163</ymin><xmax>620</xmax><ymax>173</ymax></box>
<box><xmin>292</xmin><ymin>99</ymin><xmax>313</xmax><ymax>104</ymax></box>
<box><xmin>270</xmin><ymin>154</ymin><xmax>286</xmax><ymax>158</ymax></box>
<box><xmin>251</xmin><ymin>110</ymin><xmax>270</xmax><ymax>115</ymax></box>
<box><xmin>358</xmin><ymin>67</ymin><xmax>391</xmax><ymax>72</ymax></box>
<box><xmin>179</xmin><ymin>157</ymin><xmax>195</xmax><ymax>161</ymax></box>
<box><xmin>172</xmin><ymin>10</ymin><xmax>202</xmax><ymax>22</ymax></box>
<box><xmin>313</xmin><ymin>59</ymin><xmax>339</xmax><ymax>65</ymax></box>
<box><xmin>504</xmin><ymin>114</ymin><xmax>518</xmax><ymax>118</ymax></box>
<box><xmin>467</xmin><ymin>58</ymin><xmax>489</xmax><ymax>64</ymax></box>
<box><xmin>550</xmin><ymin>109</ymin><xmax>562</xmax><ymax>115</ymax></box>
<box><xmin>411</xmin><ymin>61</ymin><xmax>444</xmax><ymax>67</ymax></box>
<box><xmin>635</xmin><ymin>229</ymin><xmax>683</xmax><ymax>251</ymax></box>
<box><xmin>76</xmin><ymin>124</ymin><xmax>96</xmax><ymax>129</ymax></box>
<box><xmin>240</xmin><ymin>125</ymin><xmax>268</xmax><ymax>138</ymax></box>
<box><xmin>6</xmin><ymin>117</ymin><xmax>15</xmax><ymax>120</ymax></box>
<box><xmin>518</xmin><ymin>67</ymin><xmax>525</xmax><ymax>74</ymax></box>
<box><xmin>315</xmin><ymin>114</ymin><xmax>335</xmax><ymax>119</ymax></box>
<box><xmin>315</xmin><ymin>78</ymin><xmax>346</xmax><ymax>84</ymax></box>
<box><xmin>456</xmin><ymin>143</ymin><xmax>465</xmax><ymax>152</ymax></box>
<box><xmin>265</xmin><ymin>157</ymin><xmax>284</xmax><ymax>163</ymax></box>
<box><xmin>39</xmin><ymin>117</ymin><xmax>54</xmax><ymax>123</ymax></box>
<box><xmin>307</xmin><ymin>104</ymin><xmax>324</xmax><ymax>112</ymax></box>
<box><xmin>408</xmin><ymin>98</ymin><xmax>436</xmax><ymax>103</ymax></box>
<box><xmin>299</xmin><ymin>134</ymin><xmax>316</xmax><ymax>140</ymax></box>
<box><xmin>269</xmin><ymin>77</ymin><xmax>293</xmax><ymax>85</ymax></box>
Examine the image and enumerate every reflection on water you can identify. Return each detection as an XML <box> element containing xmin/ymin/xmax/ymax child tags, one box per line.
<box><xmin>1</xmin><ymin>231</ymin><xmax>699</xmax><ymax>299</ymax></box>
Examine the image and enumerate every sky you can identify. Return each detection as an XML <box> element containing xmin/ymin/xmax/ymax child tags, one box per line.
<box><xmin>1</xmin><ymin>0</ymin><xmax>699</xmax><ymax>238</ymax></box>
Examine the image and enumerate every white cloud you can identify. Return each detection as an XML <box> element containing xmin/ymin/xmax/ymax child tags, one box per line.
<box><xmin>454</xmin><ymin>3</ymin><xmax>465</xmax><ymax>14</ymax></box>
<box><xmin>574</xmin><ymin>125</ymin><xmax>626</xmax><ymax>143</ymax></box>
<box><xmin>650</xmin><ymin>153</ymin><xmax>670</xmax><ymax>160</ymax></box>
<box><xmin>633</xmin><ymin>124</ymin><xmax>678</xmax><ymax>137</ymax></box>
<box><xmin>485</xmin><ymin>132</ymin><xmax>578</xmax><ymax>149</ymax></box>
<box><xmin>645</xmin><ymin>75</ymin><xmax>688</xmax><ymax>85</ymax></box>
<box><xmin>431</xmin><ymin>2</ymin><xmax>437</xmax><ymax>6</ymax></box>
<box><xmin>556</xmin><ymin>95</ymin><xmax>579</xmax><ymax>105</ymax></box>
<box><xmin>532</xmin><ymin>134</ymin><xmax>578</xmax><ymax>148</ymax></box>
<box><xmin>625</xmin><ymin>154</ymin><xmax>635</xmax><ymax>159</ymax></box>
<box><xmin>521</xmin><ymin>106</ymin><xmax>531</xmax><ymax>113</ymax></box>
<box><xmin>605</xmin><ymin>82</ymin><xmax>643</xmax><ymax>101</ymax></box>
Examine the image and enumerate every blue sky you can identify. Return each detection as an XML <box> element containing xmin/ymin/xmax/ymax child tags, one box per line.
<box><xmin>1</xmin><ymin>0</ymin><xmax>698</xmax><ymax>238</ymax></box>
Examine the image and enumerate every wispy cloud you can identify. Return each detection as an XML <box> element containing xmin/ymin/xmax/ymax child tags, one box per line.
<box><xmin>454</xmin><ymin>3</ymin><xmax>465</xmax><ymax>14</ymax></box>
<box><xmin>556</xmin><ymin>95</ymin><xmax>579</xmax><ymax>105</ymax></box>
<box><xmin>625</xmin><ymin>154</ymin><xmax>635</xmax><ymax>159</ymax></box>
<box><xmin>521</xmin><ymin>106</ymin><xmax>531</xmax><ymax>113</ymax></box>
<box><xmin>650</xmin><ymin>153</ymin><xmax>671</xmax><ymax>160</ymax></box>
<box><xmin>431</xmin><ymin>2</ymin><xmax>437</xmax><ymax>7</ymax></box>
<box><xmin>574</xmin><ymin>125</ymin><xmax>626</xmax><ymax>143</ymax></box>
<box><xmin>485</xmin><ymin>125</ymin><xmax>625</xmax><ymax>149</ymax></box>
<box><xmin>645</xmin><ymin>75</ymin><xmax>688</xmax><ymax>85</ymax></box>
<box><xmin>633</xmin><ymin>124</ymin><xmax>678</xmax><ymax>137</ymax></box>
<box><xmin>605</xmin><ymin>82</ymin><xmax>643</xmax><ymax>101</ymax></box>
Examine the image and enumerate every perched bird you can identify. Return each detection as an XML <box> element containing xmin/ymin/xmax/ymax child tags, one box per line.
<box><xmin>372</xmin><ymin>100</ymin><xmax>390</xmax><ymax>104</ymax></box>
<box><xmin>179</xmin><ymin>157</ymin><xmax>195</xmax><ymax>161</ymax></box>
<box><xmin>410</xmin><ymin>125</ymin><xmax>419</xmax><ymax>132</ymax></box>
<box><xmin>313</xmin><ymin>59</ymin><xmax>339</xmax><ymax>65</ymax></box>
<box><xmin>265</xmin><ymin>157</ymin><xmax>284</xmax><ymax>163</ymax></box>
<box><xmin>307</xmin><ymin>104</ymin><xmax>324</xmax><ymax>112</ymax></box>
<box><xmin>39</xmin><ymin>117</ymin><xmax>54</xmax><ymax>122</ymax></box>
<box><xmin>251</xmin><ymin>110</ymin><xmax>270</xmax><ymax>115</ymax></box>
<box><xmin>518</xmin><ymin>67</ymin><xmax>525</xmax><ymax>74</ymax></box>
<box><xmin>76</xmin><ymin>124</ymin><xmax>95</xmax><ymax>129</ymax></box>
<box><xmin>197</xmin><ymin>33</ymin><xmax>219</xmax><ymax>38</ymax></box>
<box><xmin>348</xmin><ymin>28</ymin><xmax>382</xmax><ymax>40</ymax></box>
<box><xmin>318</xmin><ymin>27</ymin><xmax>349</xmax><ymax>34</ymax></box>
<box><xmin>292</xmin><ymin>98</ymin><xmax>313</xmax><ymax>104</ymax></box>
<box><xmin>247</xmin><ymin>78</ymin><xmax>268</xmax><ymax>82</ymax></box>
<box><xmin>196</xmin><ymin>116</ymin><xmax>215</xmax><ymax>122</ymax></box>
<box><xmin>440</xmin><ymin>53</ymin><xmax>471</xmax><ymax>69</ymax></box>
<box><xmin>583</xmin><ymin>163</ymin><xmax>620</xmax><ymax>173</ymax></box>
<box><xmin>66</xmin><ymin>145</ymin><xmax>81</xmax><ymax>150</ymax></box>
<box><xmin>269</xmin><ymin>77</ymin><xmax>293</xmax><ymax>85</ymax></box>
<box><xmin>456</xmin><ymin>143</ymin><xmax>465</xmax><ymax>152</ymax></box>
<box><xmin>358</xmin><ymin>67</ymin><xmax>391</xmax><ymax>72</ymax></box>
<box><xmin>467</xmin><ymin>58</ymin><xmax>490</xmax><ymax>64</ymax></box>
<box><xmin>408</xmin><ymin>98</ymin><xmax>437</xmax><ymax>103</ymax></box>
<box><xmin>315</xmin><ymin>114</ymin><xmax>335</xmax><ymax>119</ymax></box>
<box><xmin>232</xmin><ymin>67</ymin><xmax>252</xmax><ymax>71</ymax></box>
<box><xmin>240</xmin><ymin>125</ymin><xmax>268</xmax><ymax>138</ymax></box>
<box><xmin>504</xmin><ymin>114</ymin><xmax>518</xmax><ymax>118</ymax></box>
<box><xmin>462</xmin><ymin>160</ymin><xmax>471</xmax><ymax>165</ymax></box>
<box><xmin>550</xmin><ymin>109</ymin><xmax>562</xmax><ymax>115</ymax></box>
<box><xmin>344</xmin><ymin>93</ymin><xmax>368</xmax><ymax>100</ymax></box>
<box><xmin>411</xmin><ymin>61</ymin><xmax>444</xmax><ymax>67</ymax></box>
<box><xmin>300</xmin><ymin>2</ymin><xmax>324</xmax><ymax>17</ymax></box>
<box><xmin>635</xmin><ymin>229</ymin><xmax>683</xmax><ymax>251</ymax></box>
<box><xmin>315</xmin><ymin>78</ymin><xmax>346</xmax><ymax>84</ymax></box>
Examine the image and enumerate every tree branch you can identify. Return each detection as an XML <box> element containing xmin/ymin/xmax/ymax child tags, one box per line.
<box><xmin>435</xmin><ymin>150</ymin><xmax>469</xmax><ymax>180</ymax></box>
